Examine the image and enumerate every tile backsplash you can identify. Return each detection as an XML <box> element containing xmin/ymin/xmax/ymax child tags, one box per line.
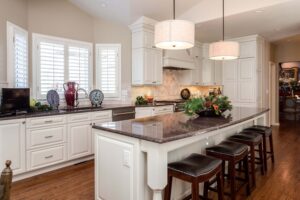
<box><xmin>131</xmin><ymin>69</ymin><xmax>222</xmax><ymax>103</ymax></box>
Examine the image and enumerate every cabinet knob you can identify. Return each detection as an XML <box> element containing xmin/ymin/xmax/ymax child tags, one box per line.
<box><xmin>22</xmin><ymin>121</ymin><xmax>26</xmax><ymax>124</ymax></box>
<box><xmin>152</xmin><ymin>46</ymin><xmax>156</xmax><ymax>49</ymax></box>
<box><xmin>90</xmin><ymin>123</ymin><xmax>93</xmax><ymax>126</ymax></box>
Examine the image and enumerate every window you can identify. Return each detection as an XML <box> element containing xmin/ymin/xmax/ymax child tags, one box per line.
<box><xmin>7</xmin><ymin>22</ymin><xmax>28</xmax><ymax>88</ymax></box>
<box><xmin>33</xmin><ymin>34</ymin><xmax>93</xmax><ymax>99</ymax></box>
<box><xmin>96</xmin><ymin>44</ymin><xmax>121</xmax><ymax>99</ymax></box>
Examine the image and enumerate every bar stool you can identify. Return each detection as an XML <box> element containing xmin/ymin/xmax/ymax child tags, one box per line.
<box><xmin>206</xmin><ymin>141</ymin><xmax>250</xmax><ymax>200</ymax></box>
<box><xmin>227</xmin><ymin>132</ymin><xmax>264</xmax><ymax>188</ymax></box>
<box><xmin>164</xmin><ymin>153</ymin><xmax>224</xmax><ymax>200</ymax></box>
<box><xmin>244</xmin><ymin>125</ymin><xmax>275</xmax><ymax>171</ymax></box>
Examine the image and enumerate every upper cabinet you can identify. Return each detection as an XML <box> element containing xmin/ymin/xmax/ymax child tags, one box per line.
<box><xmin>130</xmin><ymin>17</ymin><xmax>163</xmax><ymax>85</ymax></box>
<box><xmin>222</xmin><ymin>35</ymin><xmax>266</xmax><ymax>108</ymax></box>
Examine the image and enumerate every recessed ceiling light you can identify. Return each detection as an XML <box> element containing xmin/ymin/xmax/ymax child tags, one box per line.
<box><xmin>255</xmin><ymin>10</ymin><xmax>264</xmax><ymax>13</ymax></box>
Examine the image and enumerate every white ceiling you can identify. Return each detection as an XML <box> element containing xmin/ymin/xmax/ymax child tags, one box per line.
<box><xmin>69</xmin><ymin>0</ymin><xmax>300</xmax><ymax>42</ymax></box>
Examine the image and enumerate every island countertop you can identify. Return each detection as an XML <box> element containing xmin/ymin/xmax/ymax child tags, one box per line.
<box><xmin>92</xmin><ymin>107</ymin><xmax>269</xmax><ymax>143</ymax></box>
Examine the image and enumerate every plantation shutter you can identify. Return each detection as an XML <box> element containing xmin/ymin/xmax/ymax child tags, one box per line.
<box><xmin>39</xmin><ymin>41</ymin><xmax>65</xmax><ymax>96</ymax></box>
<box><xmin>13</xmin><ymin>29</ymin><xmax>28</xmax><ymax>88</ymax></box>
<box><xmin>68</xmin><ymin>46</ymin><xmax>90</xmax><ymax>92</ymax></box>
<box><xmin>96</xmin><ymin>45</ymin><xmax>121</xmax><ymax>98</ymax></box>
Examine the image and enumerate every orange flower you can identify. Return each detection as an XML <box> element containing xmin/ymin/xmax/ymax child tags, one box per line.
<box><xmin>213</xmin><ymin>104</ymin><xmax>219</xmax><ymax>111</ymax></box>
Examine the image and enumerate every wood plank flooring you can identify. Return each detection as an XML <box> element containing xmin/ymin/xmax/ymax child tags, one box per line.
<box><xmin>11</xmin><ymin>120</ymin><xmax>300</xmax><ymax>200</ymax></box>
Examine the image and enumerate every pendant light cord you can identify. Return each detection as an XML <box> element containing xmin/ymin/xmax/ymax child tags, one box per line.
<box><xmin>222</xmin><ymin>0</ymin><xmax>225</xmax><ymax>41</ymax></box>
<box><xmin>173</xmin><ymin>0</ymin><xmax>176</xmax><ymax>20</ymax></box>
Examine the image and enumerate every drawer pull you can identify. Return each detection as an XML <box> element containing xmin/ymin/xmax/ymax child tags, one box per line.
<box><xmin>45</xmin><ymin>155</ymin><xmax>53</xmax><ymax>159</ymax></box>
<box><xmin>45</xmin><ymin>135</ymin><xmax>53</xmax><ymax>139</ymax></box>
<box><xmin>44</xmin><ymin>120</ymin><xmax>53</xmax><ymax>123</ymax></box>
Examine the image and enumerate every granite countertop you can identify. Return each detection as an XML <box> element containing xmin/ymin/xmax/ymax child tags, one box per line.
<box><xmin>0</xmin><ymin>104</ymin><xmax>135</xmax><ymax>121</ymax></box>
<box><xmin>93</xmin><ymin>107</ymin><xmax>270</xmax><ymax>144</ymax></box>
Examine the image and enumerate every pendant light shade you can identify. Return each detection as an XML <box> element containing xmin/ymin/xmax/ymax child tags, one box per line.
<box><xmin>209</xmin><ymin>0</ymin><xmax>239</xmax><ymax>60</ymax></box>
<box><xmin>155</xmin><ymin>20</ymin><xmax>195</xmax><ymax>50</ymax></box>
<box><xmin>209</xmin><ymin>41</ymin><xmax>239</xmax><ymax>60</ymax></box>
<box><xmin>155</xmin><ymin>0</ymin><xmax>195</xmax><ymax>50</ymax></box>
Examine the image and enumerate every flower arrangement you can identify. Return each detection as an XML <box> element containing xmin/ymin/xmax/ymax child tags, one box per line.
<box><xmin>184</xmin><ymin>95</ymin><xmax>233</xmax><ymax>116</ymax></box>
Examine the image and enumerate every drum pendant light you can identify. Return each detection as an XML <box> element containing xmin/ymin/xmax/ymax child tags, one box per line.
<box><xmin>155</xmin><ymin>0</ymin><xmax>195</xmax><ymax>50</ymax></box>
<box><xmin>209</xmin><ymin>0</ymin><xmax>239</xmax><ymax>60</ymax></box>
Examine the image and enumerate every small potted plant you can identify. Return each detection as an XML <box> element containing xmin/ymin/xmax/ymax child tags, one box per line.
<box><xmin>184</xmin><ymin>95</ymin><xmax>232</xmax><ymax>117</ymax></box>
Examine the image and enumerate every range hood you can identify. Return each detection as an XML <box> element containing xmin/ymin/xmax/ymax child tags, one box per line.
<box><xmin>163</xmin><ymin>49</ymin><xmax>195</xmax><ymax>70</ymax></box>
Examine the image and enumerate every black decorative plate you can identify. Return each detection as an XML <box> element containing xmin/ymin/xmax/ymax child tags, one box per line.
<box><xmin>180</xmin><ymin>88</ymin><xmax>191</xmax><ymax>100</ymax></box>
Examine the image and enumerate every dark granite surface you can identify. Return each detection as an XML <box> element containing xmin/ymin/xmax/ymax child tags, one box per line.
<box><xmin>0</xmin><ymin>104</ymin><xmax>135</xmax><ymax>121</ymax></box>
<box><xmin>93</xmin><ymin>107</ymin><xmax>269</xmax><ymax>143</ymax></box>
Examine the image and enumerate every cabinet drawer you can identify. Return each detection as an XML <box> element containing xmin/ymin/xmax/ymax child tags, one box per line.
<box><xmin>26</xmin><ymin>126</ymin><xmax>67</xmax><ymax>149</ymax></box>
<box><xmin>153</xmin><ymin>105</ymin><xmax>174</xmax><ymax>115</ymax></box>
<box><xmin>91</xmin><ymin>110</ymin><xmax>112</xmax><ymax>121</ymax></box>
<box><xmin>68</xmin><ymin>113</ymin><xmax>91</xmax><ymax>123</ymax></box>
<box><xmin>26</xmin><ymin>116</ymin><xmax>66</xmax><ymax>128</ymax></box>
<box><xmin>27</xmin><ymin>145</ymin><xmax>66</xmax><ymax>170</ymax></box>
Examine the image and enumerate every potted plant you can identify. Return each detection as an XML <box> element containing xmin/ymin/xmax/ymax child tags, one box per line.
<box><xmin>184</xmin><ymin>95</ymin><xmax>232</xmax><ymax>117</ymax></box>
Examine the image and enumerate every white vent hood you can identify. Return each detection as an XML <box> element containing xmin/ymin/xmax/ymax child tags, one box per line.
<box><xmin>163</xmin><ymin>49</ymin><xmax>195</xmax><ymax>70</ymax></box>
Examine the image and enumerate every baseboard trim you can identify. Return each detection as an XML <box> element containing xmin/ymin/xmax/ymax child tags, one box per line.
<box><xmin>13</xmin><ymin>155</ymin><xmax>94</xmax><ymax>182</ymax></box>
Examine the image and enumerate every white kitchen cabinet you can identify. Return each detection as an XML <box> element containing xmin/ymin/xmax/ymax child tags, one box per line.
<box><xmin>135</xmin><ymin>107</ymin><xmax>154</xmax><ymax>118</ymax></box>
<box><xmin>68</xmin><ymin>121</ymin><xmax>92</xmax><ymax>160</ymax></box>
<box><xmin>130</xmin><ymin>17</ymin><xmax>163</xmax><ymax>86</ymax></box>
<box><xmin>135</xmin><ymin>105</ymin><xmax>174</xmax><ymax>118</ymax></box>
<box><xmin>214</xmin><ymin>61</ymin><xmax>223</xmax><ymax>85</ymax></box>
<box><xmin>0</xmin><ymin>119</ymin><xmax>26</xmax><ymax>175</ymax></box>
<box><xmin>222</xmin><ymin>35</ymin><xmax>265</xmax><ymax>107</ymax></box>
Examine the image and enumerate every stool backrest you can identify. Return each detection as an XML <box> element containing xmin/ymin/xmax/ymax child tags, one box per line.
<box><xmin>0</xmin><ymin>161</ymin><xmax>13</xmax><ymax>200</ymax></box>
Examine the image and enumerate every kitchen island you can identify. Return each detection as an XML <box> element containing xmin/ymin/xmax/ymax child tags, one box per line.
<box><xmin>92</xmin><ymin>107</ymin><xmax>269</xmax><ymax>200</ymax></box>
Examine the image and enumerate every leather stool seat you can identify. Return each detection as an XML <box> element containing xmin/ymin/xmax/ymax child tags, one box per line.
<box><xmin>206</xmin><ymin>141</ymin><xmax>248</xmax><ymax>157</ymax></box>
<box><xmin>228</xmin><ymin>132</ymin><xmax>263</xmax><ymax>144</ymax></box>
<box><xmin>168</xmin><ymin>154</ymin><xmax>222</xmax><ymax>177</ymax></box>
<box><xmin>244</xmin><ymin>125</ymin><xmax>272</xmax><ymax>137</ymax></box>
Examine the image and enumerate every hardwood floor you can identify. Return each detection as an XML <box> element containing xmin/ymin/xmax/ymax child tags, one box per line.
<box><xmin>11</xmin><ymin>120</ymin><xmax>300</xmax><ymax>200</ymax></box>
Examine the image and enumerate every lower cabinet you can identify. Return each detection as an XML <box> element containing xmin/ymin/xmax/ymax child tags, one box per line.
<box><xmin>0</xmin><ymin>119</ymin><xmax>26</xmax><ymax>175</ymax></box>
<box><xmin>68</xmin><ymin>122</ymin><xmax>92</xmax><ymax>160</ymax></box>
<box><xmin>27</xmin><ymin>145</ymin><xmax>67</xmax><ymax>171</ymax></box>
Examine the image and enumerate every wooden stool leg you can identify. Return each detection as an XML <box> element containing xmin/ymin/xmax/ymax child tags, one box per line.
<box><xmin>229</xmin><ymin>161</ymin><xmax>236</xmax><ymax>200</ymax></box>
<box><xmin>164</xmin><ymin>175</ymin><xmax>172</xmax><ymax>200</ymax></box>
<box><xmin>269</xmin><ymin>134</ymin><xmax>275</xmax><ymax>163</ymax></box>
<box><xmin>222</xmin><ymin>161</ymin><xmax>226</xmax><ymax>182</ymax></box>
<box><xmin>216</xmin><ymin>171</ymin><xmax>224</xmax><ymax>200</ymax></box>
<box><xmin>203</xmin><ymin>181</ymin><xmax>209</xmax><ymax>199</ymax></box>
<box><xmin>250</xmin><ymin>146</ymin><xmax>256</xmax><ymax>188</ymax></box>
<box><xmin>244</xmin><ymin>155</ymin><xmax>251</xmax><ymax>196</ymax></box>
<box><xmin>259</xmin><ymin>143</ymin><xmax>265</xmax><ymax>175</ymax></box>
<box><xmin>192</xmin><ymin>181</ymin><xmax>199</xmax><ymax>200</ymax></box>
<box><xmin>262</xmin><ymin>136</ymin><xmax>268</xmax><ymax>171</ymax></box>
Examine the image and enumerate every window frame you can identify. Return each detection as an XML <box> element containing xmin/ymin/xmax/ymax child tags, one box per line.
<box><xmin>6</xmin><ymin>21</ymin><xmax>29</xmax><ymax>88</ymax></box>
<box><xmin>32</xmin><ymin>33</ymin><xmax>93</xmax><ymax>100</ymax></box>
<box><xmin>95</xmin><ymin>43</ymin><xmax>122</xmax><ymax>100</ymax></box>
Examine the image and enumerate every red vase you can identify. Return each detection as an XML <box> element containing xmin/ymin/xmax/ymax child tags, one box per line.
<box><xmin>63</xmin><ymin>82</ymin><xmax>79</xmax><ymax>107</ymax></box>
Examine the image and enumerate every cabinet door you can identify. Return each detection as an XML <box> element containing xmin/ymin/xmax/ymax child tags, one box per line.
<box><xmin>143</xmin><ymin>49</ymin><xmax>156</xmax><ymax>84</ymax></box>
<box><xmin>222</xmin><ymin>60</ymin><xmax>238</xmax><ymax>103</ymax></box>
<box><xmin>238</xmin><ymin>58</ymin><xmax>256</xmax><ymax>103</ymax></box>
<box><xmin>239</xmin><ymin>41</ymin><xmax>256</xmax><ymax>58</ymax></box>
<box><xmin>214</xmin><ymin>61</ymin><xmax>223</xmax><ymax>85</ymax></box>
<box><xmin>154</xmin><ymin>49</ymin><xmax>163</xmax><ymax>85</ymax></box>
<box><xmin>0</xmin><ymin>119</ymin><xmax>26</xmax><ymax>175</ymax></box>
<box><xmin>202</xmin><ymin>58</ymin><xmax>214</xmax><ymax>85</ymax></box>
<box><xmin>132</xmin><ymin>49</ymin><xmax>144</xmax><ymax>85</ymax></box>
<box><xmin>68</xmin><ymin>122</ymin><xmax>92</xmax><ymax>160</ymax></box>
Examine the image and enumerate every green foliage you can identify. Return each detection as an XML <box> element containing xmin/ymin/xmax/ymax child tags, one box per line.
<box><xmin>184</xmin><ymin>97</ymin><xmax>205</xmax><ymax>116</ymax></box>
<box><xmin>30</xmin><ymin>99</ymin><xmax>53</xmax><ymax>112</ymax></box>
<box><xmin>184</xmin><ymin>95</ymin><xmax>232</xmax><ymax>116</ymax></box>
<box><xmin>135</xmin><ymin>96</ymin><xmax>148</xmax><ymax>105</ymax></box>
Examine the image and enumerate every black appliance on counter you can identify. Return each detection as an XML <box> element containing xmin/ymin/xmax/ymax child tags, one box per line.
<box><xmin>1</xmin><ymin>88</ymin><xmax>30</xmax><ymax>114</ymax></box>
<box><xmin>112</xmin><ymin>107</ymin><xmax>135</xmax><ymax>121</ymax></box>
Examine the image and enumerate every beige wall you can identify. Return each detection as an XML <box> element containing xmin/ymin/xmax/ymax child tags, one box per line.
<box><xmin>274</xmin><ymin>41</ymin><xmax>300</xmax><ymax>63</ymax></box>
<box><xmin>0</xmin><ymin>0</ymin><xmax>28</xmax><ymax>84</ymax></box>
